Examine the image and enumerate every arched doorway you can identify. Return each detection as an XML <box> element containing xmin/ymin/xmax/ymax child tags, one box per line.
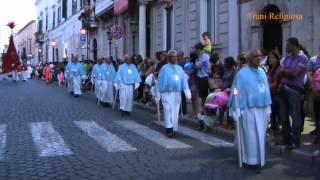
<box><xmin>93</xmin><ymin>39</ymin><xmax>97</xmax><ymax>61</ymax></box>
<box><xmin>261</xmin><ymin>4</ymin><xmax>282</xmax><ymax>55</ymax></box>
<box><xmin>56</xmin><ymin>48</ymin><xmax>59</xmax><ymax>62</ymax></box>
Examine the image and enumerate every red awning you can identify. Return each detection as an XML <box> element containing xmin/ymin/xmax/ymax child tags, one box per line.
<box><xmin>114</xmin><ymin>0</ymin><xmax>128</xmax><ymax>16</ymax></box>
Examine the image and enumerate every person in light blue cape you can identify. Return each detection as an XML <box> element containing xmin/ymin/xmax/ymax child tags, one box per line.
<box><xmin>65</xmin><ymin>56</ymin><xmax>85</xmax><ymax>97</ymax></box>
<box><xmin>157</xmin><ymin>50</ymin><xmax>191</xmax><ymax>138</ymax></box>
<box><xmin>114</xmin><ymin>55</ymin><xmax>141</xmax><ymax>116</ymax></box>
<box><xmin>99</xmin><ymin>57</ymin><xmax>117</xmax><ymax>106</ymax></box>
<box><xmin>91</xmin><ymin>60</ymin><xmax>102</xmax><ymax>103</ymax></box>
<box><xmin>228</xmin><ymin>49</ymin><xmax>271</xmax><ymax>168</ymax></box>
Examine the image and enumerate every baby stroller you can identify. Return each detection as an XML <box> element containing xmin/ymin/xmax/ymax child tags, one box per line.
<box><xmin>198</xmin><ymin>88</ymin><xmax>230</xmax><ymax>131</ymax></box>
<box><xmin>82</xmin><ymin>73</ymin><xmax>92</xmax><ymax>92</ymax></box>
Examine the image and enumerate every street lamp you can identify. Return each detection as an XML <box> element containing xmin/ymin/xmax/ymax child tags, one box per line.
<box><xmin>130</xmin><ymin>20</ymin><xmax>138</xmax><ymax>56</ymax></box>
<box><xmin>106</xmin><ymin>28</ymin><xmax>112</xmax><ymax>58</ymax></box>
<box><xmin>51</xmin><ymin>40</ymin><xmax>56</xmax><ymax>62</ymax></box>
<box><xmin>80</xmin><ymin>28</ymin><xmax>89</xmax><ymax>60</ymax></box>
<box><xmin>38</xmin><ymin>48</ymin><xmax>42</xmax><ymax>63</ymax></box>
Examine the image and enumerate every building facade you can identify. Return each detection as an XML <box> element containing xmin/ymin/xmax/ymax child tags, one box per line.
<box><xmin>35</xmin><ymin>0</ymin><xmax>320</xmax><ymax>64</ymax></box>
<box><xmin>13</xmin><ymin>20</ymin><xmax>36</xmax><ymax>65</ymax></box>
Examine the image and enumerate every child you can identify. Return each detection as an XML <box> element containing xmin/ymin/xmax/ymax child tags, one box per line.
<box><xmin>202</xmin><ymin>32</ymin><xmax>212</xmax><ymax>54</ymax></box>
<box><xmin>58</xmin><ymin>71</ymin><xmax>65</xmax><ymax>86</ymax></box>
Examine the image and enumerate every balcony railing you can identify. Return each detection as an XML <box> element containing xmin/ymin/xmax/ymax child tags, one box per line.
<box><xmin>34</xmin><ymin>32</ymin><xmax>44</xmax><ymax>43</ymax></box>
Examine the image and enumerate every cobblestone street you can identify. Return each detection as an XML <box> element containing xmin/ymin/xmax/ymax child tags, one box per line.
<box><xmin>0</xmin><ymin>80</ymin><xmax>318</xmax><ymax>179</ymax></box>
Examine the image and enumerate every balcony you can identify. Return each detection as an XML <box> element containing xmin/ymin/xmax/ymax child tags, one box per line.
<box><xmin>34</xmin><ymin>32</ymin><xmax>44</xmax><ymax>43</ymax></box>
<box><xmin>78</xmin><ymin>6</ymin><xmax>98</xmax><ymax>31</ymax></box>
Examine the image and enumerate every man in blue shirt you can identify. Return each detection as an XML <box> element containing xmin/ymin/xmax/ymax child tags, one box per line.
<box><xmin>194</xmin><ymin>43</ymin><xmax>210</xmax><ymax>107</ymax></box>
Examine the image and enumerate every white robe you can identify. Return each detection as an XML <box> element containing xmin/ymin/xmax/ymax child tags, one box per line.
<box><xmin>100</xmin><ymin>80</ymin><xmax>114</xmax><ymax>103</ymax></box>
<box><xmin>22</xmin><ymin>71</ymin><xmax>28</xmax><ymax>81</ymax></box>
<box><xmin>67</xmin><ymin>76</ymin><xmax>74</xmax><ymax>93</ymax></box>
<box><xmin>73</xmin><ymin>76</ymin><xmax>82</xmax><ymax>95</ymax></box>
<box><xmin>12</xmin><ymin>71</ymin><xmax>19</xmax><ymax>81</ymax></box>
<box><xmin>161</xmin><ymin>92</ymin><xmax>181</xmax><ymax>131</ymax></box>
<box><xmin>95</xmin><ymin>79</ymin><xmax>102</xmax><ymax>100</ymax></box>
<box><xmin>119</xmin><ymin>83</ymin><xmax>134</xmax><ymax>112</ymax></box>
<box><xmin>237</xmin><ymin>107</ymin><xmax>270</xmax><ymax>166</ymax></box>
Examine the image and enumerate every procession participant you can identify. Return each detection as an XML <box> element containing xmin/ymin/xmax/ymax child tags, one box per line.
<box><xmin>45</xmin><ymin>63</ymin><xmax>51</xmax><ymax>84</ymax></box>
<box><xmin>157</xmin><ymin>50</ymin><xmax>191</xmax><ymax>138</ymax></box>
<box><xmin>91</xmin><ymin>59</ymin><xmax>103</xmax><ymax>104</ymax></box>
<box><xmin>228</xmin><ymin>49</ymin><xmax>272</xmax><ymax>169</ymax></box>
<box><xmin>100</xmin><ymin>57</ymin><xmax>116</xmax><ymax>107</ymax></box>
<box><xmin>22</xmin><ymin>64</ymin><xmax>28</xmax><ymax>82</ymax></box>
<box><xmin>114</xmin><ymin>55</ymin><xmax>141</xmax><ymax>116</ymax></box>
<box><xmin>64</xmin><ymin>60</ymin><xmax>73</xmax><ymax>94</ymax></box>
<box><xmin>65</xmin><ymin>55</ymin><xmax>84</xmax><ymax>97</ymax></box>
<box><xmin>12</xmin><ymin>64</ymin><xmax>20</xmax><ymax>82</ymax></box>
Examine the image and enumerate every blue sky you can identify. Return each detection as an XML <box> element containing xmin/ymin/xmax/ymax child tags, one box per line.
<box><xmin>0</xmin><ymin>0</ymin><xmax>36</xmax><ymax>52</ymax></box>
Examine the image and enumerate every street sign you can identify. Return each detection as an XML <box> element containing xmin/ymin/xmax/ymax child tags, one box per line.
<box><xmin>80</xmin><ymin>35</ymin><xmax>87</xmax><ymax>42</ymax></box>
<box><xmin>111</xmin><ymin>25</ymin><xmax>123</xmax><ymax>39</ymax></box>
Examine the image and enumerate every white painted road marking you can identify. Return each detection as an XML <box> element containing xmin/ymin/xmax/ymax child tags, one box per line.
<box><xmin>0</xmin><ymin>124</ymin><xmax>7</xmax><ymax>160</ymax></box>
<box><xmin>116</xmin><ymin>121</ymin><xmax>191</xmax><ymax>149</ymax></box>
<box><xmin>74</xmin><ymin>121</ymin><xmax>137</xmax><ymax>152</ymax></box>
<box><xmin>30</xmin><ymin>122</ymin><xmax>73</xmax><ymax>157</ymax></box>
<box><xmin>154</xmin><ymin>121</ymin><xmax>233</xmax><ymax>147</ymax></box>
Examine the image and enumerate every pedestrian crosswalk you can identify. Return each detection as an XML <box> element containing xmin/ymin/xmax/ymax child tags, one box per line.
<box><xmin>74</xmin><ymin>121</ymin><xmax>137</xmax><ymax>152</ymax></box>
<box><xmin>115</xmin><ymin>121</ymin><xmax>191</xmax><ymax>149</ymax></box>
<box><xmin>30</xmin><ymin>122</ymin><xmax>73</xmax><ymax>157</ymax></box>
<box><xmin>0</xmin><ymin>120</ymin><xmax>233</xmax><ymax>160</ymax></box>
<box><xmin>0</xmin><ymin>124</ymin><xmax>7</xmax><ymax>160</ymax></box>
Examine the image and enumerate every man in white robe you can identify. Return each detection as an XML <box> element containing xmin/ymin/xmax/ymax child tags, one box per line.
<box><xmin>65</xmin><ymin>56</ymin><xmax>84</xmax><ymax>97</ymax></box>
<box><xmin>114</xmin><ymin>55</ymin><xmax>141</xmax><ymax>116</ymax></box>
<box><xmin>157</xmin><ymin>50</ymin><xmax>191</xmax><ymax>138</ymax></box>
<box><xmin>100</xmin><ymin>57</ymin><xmax>116</xmax><ymax>107</ymax></box>
<box><xmin>22</xmin><ymin>64</ymin><xmax>28</xmax><ymax>82</ymax></box>
<box><xmin>228</xmin><ymin>49</ymin><xmax>272</xmax><ymax>169</ymax></box>
<box><xmin>91</xmin><ymin>59</ymin><xmax>102</xmax><ymax>104</ymax></box>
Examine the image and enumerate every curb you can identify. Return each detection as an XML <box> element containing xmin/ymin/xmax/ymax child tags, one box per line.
<box><xmin>134</xmin><ymin>102</ymin><xmax>320</xmax><ymax>165</ymax></box>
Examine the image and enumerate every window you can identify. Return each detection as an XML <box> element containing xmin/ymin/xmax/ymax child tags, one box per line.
<box><xmin>45</xmin><ymin>14</ymin><xmax>48</xmax><ymax>30</ymax></box>
<box><xmin>200</xmin><ymin>0</ymin><xmax>217</xmax><ymax>43</ymax></box>
<box><xmin>62</xmin><ymin>0</ymin><xmax>67</xmax><ymax>18</ymax></box>
<box><xmin>58</xmin><ymin>7</ymin><xmax>61</xmax><ymax>24</ymax></box>
<box><xmin>72</xmin><ymin>0</ymin><xmax>78</xmax><ymax>14</ymax></box>
<box><xmin>38</xmin><ymin>19</ymin><xmax>43</xmax><ymax>32</ymax></box>
<box><xmin>53</xmin><ymin>11</ymin><xmax>56</xmax><ymax>27</ymax></box>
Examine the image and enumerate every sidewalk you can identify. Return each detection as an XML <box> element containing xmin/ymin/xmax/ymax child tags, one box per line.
<box><xmin>133</xmin><ymin>100</ymin><xmax>320</xmax><ymax>165</ymax></box>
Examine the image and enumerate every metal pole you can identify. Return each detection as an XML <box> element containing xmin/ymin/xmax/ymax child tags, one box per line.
<box><xmin>132</xmin><ymin>34</ymin><xmax>135</xmax><ymax>55</ymax></box>
<box><xmin>87</xmin><ymin>30</ymin><xmax>89</xmax><ymax>60</ymax></box>
<box><xmin>52</xmin><ymin>47</ymin><xmax>54</xmax><ymax>62</ymax></box>
<box><xmin>109</xmin><ymin>40</ymin><xmax>112</xmax><ymax>57</ymax></box>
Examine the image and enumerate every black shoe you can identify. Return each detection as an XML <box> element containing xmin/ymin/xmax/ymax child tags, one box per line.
<box><xmin>126</xmin><ymin>112</ymin><xmax>131</xmax><ymax>116</ymax></box>
<box><xmin>312</xmin><ymin>137</ymin><xmax>320</xmax><ymax>144</ymax></box>
<box><xmin>285</xmin><ymin>144</ymin><xmax>293</xmax><ymax>151</ymax></box>
<box><xmin>292</xmin><ymin>143</ymin><xmax>300</xmax><ymax>149</ymax></box>
<box><xmin>275</xmin><ymin>140</ymin><xmax>285</xmax><ymax>146</ymax></box>
<box><xmin>70</xmin><ymin>92</ymin><xmax>74</xmax><ymax>95</ymax></box>
<box><xmin>74</xmin><ymin>94</ymin><xmax>80</xmax><ymax>97</ymax></box>
<box><xmin>120</xmin><ymin>110</ymin><xmax>125</xmax><ymax>117</ymax></box>
<box><xmin>310</xmin><ymin>129</ymin><xmax>317</xmax><ymax>136</ymax></box>
<box><xmin>103</xmin><ymin>103</ymin><xmax>110</xmax><ymax>107</ymax></box>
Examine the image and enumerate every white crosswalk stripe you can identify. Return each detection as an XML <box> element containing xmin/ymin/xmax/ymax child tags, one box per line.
<box><xmin>30</xmin><ymin>122</ymin><xmax>73</xmax><ymax>157</ymax></box>
<box><xmin>115</xmin><ymin>121</ymin><xmax>192</xmax><ymax>149</ymax></box>
<box><xmin>0</xmin><ymin>124</ymin><xmax>7</xmax><ymax>160</ymax></box>
<box><xmin>154</xmin><ymin>121</ymin><xmax>234</xmax><ymax>147</ymax></box>
<box><xmin>74</xmin><ymin>121</ymin><xmax>137</xmax><ymax>152</ymax></box>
